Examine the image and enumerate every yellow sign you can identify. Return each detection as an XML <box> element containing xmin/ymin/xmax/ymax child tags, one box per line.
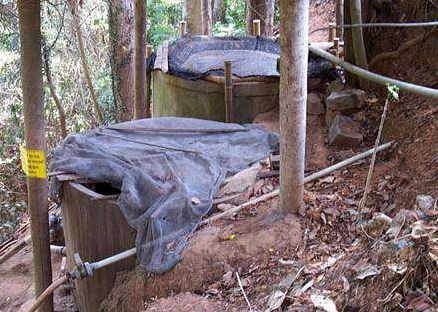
<box><xmin>19</xmin><ymin>145</ymin><xmax>47</xmax><ymax>179</ymax></box>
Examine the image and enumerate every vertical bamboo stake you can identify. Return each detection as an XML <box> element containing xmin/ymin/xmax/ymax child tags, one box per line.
<box><xmin>328</xmin><ymin>22</ymin><xmax>336</xmax><ymax>42</ymax></box>
<box><xmin>336</xmin><ymin>0</ymin><xmax>344</xmax><ymax>39</ymax></box>
<box><xmin>332</xmin><ymin>37</ymin><xmax>340</xmax><ymax>68</ymax></box>
<box><xmin>359</xmin><ymin>96</ymin><xmax>390</xmax><ymax>208</ymax></box>
<box><xmin>179</xmin><ymin>20</ymin><xmax>187</xmax><ymax>37</ymax></box>
<box><xmin>224</xmin><ymin>60</ymin><xmax>233</xmax><ymax>123</ymax></box>
<box><xmin>146</xmin><ymin>45</ymin><xmax>153</xmax><ymax>117</ymax></box>
<box><xmin>253</xmin><ymin>19</ymin><xmax>261</xmax><ymax>36</ymax></box>
<box><xmin>134</xmin><ymin>0</ymin><xmax>147</xmax><ymax>120</ymax></box>
<box><xmin>18</xmin><ymin>1</ymin><xmax>54</xmax><ymax>311</ymax></box>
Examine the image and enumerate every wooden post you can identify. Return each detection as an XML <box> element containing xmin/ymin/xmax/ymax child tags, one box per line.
<box><xmin>350</xmin><ymin>0</ymin><xmax>368</xmax><ymax>89</ymax></box>
<box><xmin>18</xmin><ymin>1</ymin><xmax>54</xmax><ymax>311</ymax></box>
<box><xmin>253</xmin><ymin>19</ymin><xmax>261</xmax><ymax>36</ymax></box>
<box><xmin>279</xmin><ymin>0</ymin><xmax>309</xmax><ymax>214</ymax></box>
<box><xmin>328</xmin><ymin>22</ymin><xmax>336</xmax><ymax>42</ymax></box>
<box><xmin>336</xmin><ymin>0</ymin><xmax>344</xmax><ymax>39</ymax></box>
<box><xmin>332</xmin><ymin>37</ymin><xmax>340</xmax><ymax>68</ymax></box>
<box><xmin>179</xmin><ymin>20</ymin><xmax>187</xmax><ymax>37</ymax></box>
<box><xmin>146</xmin><ymin>45</ymin><xmax>153</xmax><ymax>117</ymax></box>
<box><xmin>224</xmin><ymin>60</ymin><xmax>233</xmax><ymax>123</ymax></box>
<box><xmin>134</xmin><ymin>0</ymin><xmax>147</xmax><ymax>120</ymax></box>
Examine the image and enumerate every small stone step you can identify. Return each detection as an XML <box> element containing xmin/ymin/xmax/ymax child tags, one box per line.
<box><xmin>326</xmin><ymin>88</ymin><xmax>366</xmax><ymax>112</ymax></box>
<box><xmin>328</xmin><ymin>115</ymin><xmax>363</xmax><ymax>147</ymax></box>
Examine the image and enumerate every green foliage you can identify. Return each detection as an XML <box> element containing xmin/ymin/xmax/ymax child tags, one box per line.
<box><xmin>147</xmin><ymin>0</ymin><xmax>183</xmax><ymax>47</ymax></box>
<box><xmin>213</xmin><ymin>0</ymin><xmax>246</xmax><ymax>36</ymax></box>
<box><xmin>386</xmin><ymin>84</ymin><xmax>400</xmax><ymax>101</ymax></box>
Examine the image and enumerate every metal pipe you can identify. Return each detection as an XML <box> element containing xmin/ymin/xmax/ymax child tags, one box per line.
<box><xmin>309</xmin><ymin>45</ymin><xmax>438</xmax><ymax>100</ymax></box>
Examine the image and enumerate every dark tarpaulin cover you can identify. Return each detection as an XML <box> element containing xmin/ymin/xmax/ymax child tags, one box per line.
<box><xmin>50</xmin><ymin>117</ymin><xmax>278</xmax><ymax>273</ymax></box>
<box><xmin>151</xmin><ymin>35</ymin><xmax>336</xmax><ymax>81</ymax></box>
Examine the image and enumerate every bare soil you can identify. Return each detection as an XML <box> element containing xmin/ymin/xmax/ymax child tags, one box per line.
<box><xmin>100</xmin><ymin>202</ymin><xmax>302</xmax><ymax>312</ymax></box>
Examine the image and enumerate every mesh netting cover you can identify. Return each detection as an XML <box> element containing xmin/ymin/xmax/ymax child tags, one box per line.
<box><xmin>153</xmin><ymin>35</ymin><xmax>336</xmax><ymax>81</ymax></box>
<box><xmin>50</xmin><ymin>118</ymin><xmax>278</xmax><ymax>273</ymax></box>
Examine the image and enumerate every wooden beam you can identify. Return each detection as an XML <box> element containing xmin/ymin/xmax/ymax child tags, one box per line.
<box><xmin>134</xmin><ymin>0</ymin><xmax>147</xmax><ymax>119</ymax></box>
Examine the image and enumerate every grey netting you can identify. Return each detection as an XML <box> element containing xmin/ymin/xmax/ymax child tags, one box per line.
<box><xmin>154</xmin><ymin>35</ymin><xmax>338</xmax><ymax>81</ymax></box>
<box><xmin>50</xmin><ymin>117</ymin><xmax>278</xmax><ymax>273</ymax></box>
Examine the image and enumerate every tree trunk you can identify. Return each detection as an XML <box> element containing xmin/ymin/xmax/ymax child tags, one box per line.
<box><xmin>42</xmin><ymin>44</ymin><xmax>68</xmax><ymax>139</ymax></box>
<box><xmin>212</xmin><ymin>0</ymin><xmax>226</xmax><ymax>23</ymax></box>
<box><xmin>336</xmin><ymin>0</ymin><xmax>344</xmax><ymax>39</ymax></box>
<box><xmin>18</xmin><ymin>1</ymin><xmax>54</xmax><ymax>311</ymax></box>
<box><xmin>350</xmin><ymin>0</ymin><xmax>368</xmax><ymax>88</ymax></box>
<box><xmin>134</xmin><ymin>0</ymin><xmax>147</xmax><ymax>119</ymax></box>
<box><xmin>246</xmin><ymin>0</ymin><xmax>275</xmax><ymax>36</ymax></box>
<box><xmin>108</xmin><ymin>0</ymin><xmax>135</xmax><ymax>121</ymax></box>
<box><xmin>279</xmin><ymin>0</ymin><xmax>309</xmax><ymax>214</ymax></box>
<box><xmin>68</xmin><ymin>0</ymin><xmax>104</xmax><ymax>124</ymax></box>
<box><xmin>343</xmin><ymin>0</ymin><xmax>359</xmax><ymax>86</ymax></box>
<box><xmin>186</xmin><ymin>0</ymin><xmax>212</xmax><ymax>35</ymax></box>
<box><xmin>186</xmin><ymin>0</ymin><xmax>203</xmax><ymax>34</ymax></box>
<box><xmin>201</xmin><ymin>0</ymin><xmax>212</xmax><ymax>35</ymax></box>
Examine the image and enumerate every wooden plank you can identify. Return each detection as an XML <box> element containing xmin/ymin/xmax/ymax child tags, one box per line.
<box><xmin>154</xmin><ymin>45</ymin><xmax>163</xmax><ymax>70</ymax></box>
<box><xmin>54</xmin><ymin>174</ymin><xmax>88</xmax><ymax>182</ymax></box>
<box><xmin>62</xmin><ymin>182</ymin><xmax>136</xmax><ymax>312</ymax></box>
<box><xmin>161</xmin><ymin>40</ymin><xmax>169</xmax><ymax>73</ymax></box>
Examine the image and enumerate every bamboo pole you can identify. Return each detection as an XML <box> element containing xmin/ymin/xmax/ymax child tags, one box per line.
<box><xmin>203</xmin><ymin>141</ymin><xmax>394</xmax><ymax>224</ymax></box>
<box><xmin>179</xmin><ymin>20</ymin><xmax>187</xmax><ymax>37</ymax></box>
<box><xmin>18</xmin><ymin>1</ymin><xmax>54</xmax><ymax>311</ymax></box>
<box><xmin>253</xmin><ymin>19</ymin><xmax>261</xmax><ymax>36</ymax></box>
<box><xmin>224</xmin><ymin>60</ymin><xmax>233</xmax><ymax>123</ymax></box>
<box><xmin>309</xmin><ymin>45</ymin><xmax>438</xmax><ymax>99</ymax></box>
<box><xmin>68</xmin><ymin>0</ymin><xmax>104</xmax><ymax>124</ymax></box>
<box><xmin>146</xmin><ymin>45</ymin><xmax>153</xmax><ymax>118</ymax></box>
<box><xmin>134</xmin><ymin>0</ymin><xmax>147</xmax><ymax>120</ymax></box>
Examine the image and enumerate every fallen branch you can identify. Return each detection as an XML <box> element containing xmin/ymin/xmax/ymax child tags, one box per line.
<box><xmin>43</xmin><ymin>42</ymin><xmax>68</xmax><ymax>139</ymax></box>
<box><xmin>203</xmin><ymin>141</ymin><xmax>394</xmax><ymax>224</ymax></box>
<box><xmin>68</xmin><ymin>0</ymin><xmax>104</xmax><ymax>124</ymax></box>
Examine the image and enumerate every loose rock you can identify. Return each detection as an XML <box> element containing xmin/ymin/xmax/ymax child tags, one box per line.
<box><xmin>307</xmin><ymin>93</ymin><xmax>325</xmax><ymax>116</ymax></box>
<box><xmin>328</xmin><ymin>115</ymin><xmax>363</xmax><ymax>147</ymax></box>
